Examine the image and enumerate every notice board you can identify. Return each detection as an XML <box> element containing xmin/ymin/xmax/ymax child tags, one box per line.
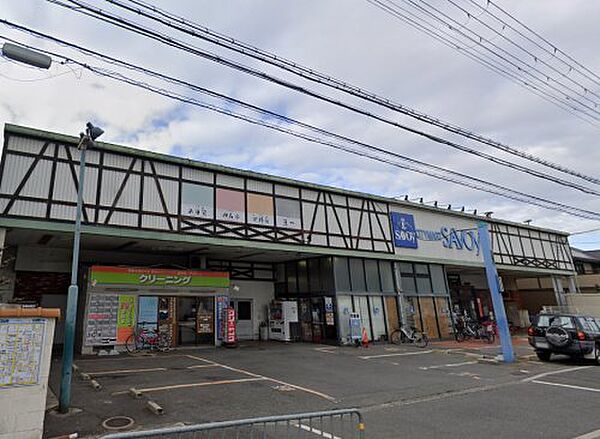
<box><xmin>0</xmin><ymin>318</ymin><xmax>45</xmax><ymax>387</ymax></box>
<box><xmin>84</xmin><ymin>293</ymin><xmax>118</xmax><ymax>346</ymax></box>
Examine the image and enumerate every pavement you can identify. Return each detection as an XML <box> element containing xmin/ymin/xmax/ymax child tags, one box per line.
<box><xmin>44</xmin><ymin>341</ymin><xmax>600</xmax><ymax>439</ymax></box>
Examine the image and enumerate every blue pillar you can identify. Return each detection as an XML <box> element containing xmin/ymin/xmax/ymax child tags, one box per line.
<box><xmin>478</xmin><ymin>221</ymin><xmax>515</xmax><ymax>363</ymax></box>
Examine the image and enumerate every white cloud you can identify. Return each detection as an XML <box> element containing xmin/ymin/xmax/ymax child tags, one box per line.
<box><xmin>1</xmin><ymin>0</ymin><xmax>600</xmax><ymax>247</ymax></box>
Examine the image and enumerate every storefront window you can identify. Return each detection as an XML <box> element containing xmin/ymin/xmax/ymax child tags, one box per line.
<box><xmin>399</xmin><ymin>262</ymin><xmax>413</xmax><ymax>274</ymax></box>
<box><xmin>333</xmin><ymin>257</ymin><xmax>351</xmax><ymax>292</ymax></box>
<box><xmin>349</xmin><ymin>258</ymin><xmax>366</xmax><ymax>292</ymax></box>
<box><xmin>337</xmin><ymin>295</ymin><xmax>353</xmax><ymax>343</ymax></box>
<box><xmin>365</xmin><ymin>259</ymin><xmax>381</xmax><ymax>292</ymax></box>
<box><xmin>308</xmin><ymin>258</ymin><xmax>321</xmax><ymax>292</ymax></box>
<box><xmin>416</xmin><ymin>277</ymin><xmax>433</xmax><ymax>295</ymax></box>
<box><xmin>286</xmin><ymin>261</ymin><xmax>297</xmax><ymax>293</ymax></box>
<box><xmin>379</xmin><ymin>261</ymin><xmax>395</xmax><ymax>292</ymax></box>
<box><xmin>414</xmin><ymin>263</ymin><xmax>429</xmax><ymax>275</ymax></box>
<box><xmin>297</xmin><ymin>260</ymin><xmax>309</xmax><ymax>293</ymax></box>
<box><xmin>430</xmin><ymin>265</ymin><xmax>448</xmax><ymax>295</ymax></box>
<box><xmin>401</xmin><ymin>275</ymin><xmax>417</xmax><ymax>294</ymax></box>
<box><xmin>369</xmin><ymin>296</ymin><xmax>387</xmax><ymax>340</ymax></box>
<box><xmin>354</xmin><ymin>296</ymin><xmax>372</xmax><ymax>340</ymax></box>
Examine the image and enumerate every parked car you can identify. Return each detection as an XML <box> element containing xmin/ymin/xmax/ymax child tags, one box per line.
<box><xmin>528</xmin><ymin>313</ymin><xmax>600</xmax><ymax>363</ymax></box>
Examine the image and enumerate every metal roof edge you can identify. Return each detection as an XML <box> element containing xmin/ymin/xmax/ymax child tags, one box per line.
<box><xmin>4</xmin><ymin>123</ymin><xmax>570</xmax><ymax>237</ymax></box>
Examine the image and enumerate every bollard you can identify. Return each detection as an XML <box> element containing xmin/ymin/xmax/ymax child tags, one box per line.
<box><xmin>129</xmin><ymin>388</ymin><xmax>142</xmax><ymax>399</ymax></box>
<box><xmin>80</xmin><ymin>373</ymin><xmax>91</xmax><ymax>381</ymax></box>
<box><xmin>90</xmin><ymin>379</ymin><xmax>102</xmax><ymax>390</ymax></box>
<box><xmin>146</xmin><ymin>400</ymin><xmax>163</xmax><ymax>415</ymax></box>
<box><xmin>72</xmin><ymin>364</ymin><xmax>79</xmax><ymax>373</ymax></box>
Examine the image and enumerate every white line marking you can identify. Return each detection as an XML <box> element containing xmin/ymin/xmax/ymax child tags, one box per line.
<box><xmin>291</xmin><ymin>422</ymin><xmax>341</xmax><ymax>439</ymax></box>
<box><xmin>359</xmin><ymin>350</ymin><xmax>433</xmax><ymax>359</ymax></box>
<box><xmin>522</xmin><ymin>366</ymin><xmax>593</xmax><ymax>382</ymax></box>
<box><xmin>112</xmin><ymin>377</ymin><xmax>266</xmax><ymax>395</ymax></box>
<box><xmin>88</xmin><ymin>367</ymin><xmax>167</xmax><ymax>376</ymax></box>
<box><xmin>185</xmin><ymin>354</ymin><xmax>337</xmax><ymax>402</ymax></box>
<box><xmin>315</xmin><ymin>347</ymin><xmax>337</xmax><ymax>354</ymax></box>
<box><xmin>186</xmin><ymin>364</ymin><xmax>220</xmax><ymax>369</ymax></box>
<box><xmin>531</xmin><ymin>380</ymin><xmax>600</xmax><ymax>393</ymax></box>
<box><xmin>573</xmin><ymin>428</ymin><xmax>600</xmax><ymax>439</ymax></box>
<box><xmin>419</xmin><ymin>361</ymin><xmax>477</xmax><ymax>370</ymax></box>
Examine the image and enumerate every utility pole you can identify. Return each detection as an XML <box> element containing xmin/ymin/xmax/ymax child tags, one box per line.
<box><xmin>478</xmin><ymin>221</ymin><xmax>515</xmax><ymax>363</ymax></box>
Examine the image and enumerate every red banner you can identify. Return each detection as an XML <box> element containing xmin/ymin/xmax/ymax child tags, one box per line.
<box><xmin>226</xmin><ymin>307</ymin><xmax>236</xmax><ymax>344</ymax></box>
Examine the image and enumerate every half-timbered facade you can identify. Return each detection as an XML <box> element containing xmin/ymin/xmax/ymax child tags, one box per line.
<box><xmin>0</xmin><ymin>124</ymin><xmax>576</xmax><ymax>349</ymax></box>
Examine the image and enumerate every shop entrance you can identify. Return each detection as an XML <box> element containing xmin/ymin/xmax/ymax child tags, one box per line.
<box><xmin>176</xmin><ymin>296</ymin><xmax>215</xmax><ymax>346</ymax></box>
<box><xmin>231</xmin><ymin>299</ymin><xmax>253</xmax><ymax>340</ymax></box>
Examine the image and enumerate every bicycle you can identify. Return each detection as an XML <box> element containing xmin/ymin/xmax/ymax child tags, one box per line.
<box><xmin>125</xmin><ymin>322</ymin><xmax>170</xmax><ymax>353</ymax></box>
<box><xmin>455</xmin><ymin>318</ymin><xmax>495</xmax><ymax>344</ymax></box>
<box><xmin>390</xmin><ymin>326</ymin><xmax>429</xmax><ymax>348</ymax></box>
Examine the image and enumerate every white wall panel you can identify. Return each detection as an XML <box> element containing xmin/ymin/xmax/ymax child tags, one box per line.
<box><xmin>275</xmin><ymin>185</ymin><xmax>299</xmax><ymax>198</ymax></box>
<box><xmin>152</xmin><ymin>161</ymin><xmax>178</xmax><ymax>178</ymax></box>
<box><xmin>159</xmin><ymin>179</ymin><xmax>178</xmax><ymax>214</ymax></box>
<box><xmin>21</xmin><ymin>160</ymin><xmax>52</xmax><ymax>198</ymax></box>
<box><xmin>7</xmin><ymin>136</ymin><xmax>45</xmax><ymax>155</ymax></box>
<box><xmin>0</xmin><ymin>155</ymin><xmax>34</xmax><ymax>194</ymax></box>
<box><xmin>114</xmin><ymin>174</ymin><xmax>140</xmax><ymax>210</ymax></box>
<box><xmin>142</xmin><ymin>176</ymin><xmax>163</xmax><ymax>213</ymax></box>
<box><xmin>182</xmin><ymin>167</ymin><xmax>213</xmax><ymax>184</ymax></box>
<box><xmin>100</xmin><ymin>170</ymin><xmax>126</xmax><ymax>206</ymax></box>
<box><xmin>11</xmin><ymin>200</ymin><xmax>46</xmax><ymax>218</ymax></box>
<box><xmin>108</xmin><ymin>211</ymin><xmax>137</xmax><ymax>227</ymax></box>
<box><xmin>247</xmin><ymin>179</ymin><xmax>272</xmax><ymax>194</ymax></box>
<box><xmin>142</xmin><ymin>215</ymin><xmax>170</xmax><ymax>230</ymax></box>
<box><xmin>217</xmin><ymin>173</ymin><xmax>244</xmax><ymax>189</ymax></box>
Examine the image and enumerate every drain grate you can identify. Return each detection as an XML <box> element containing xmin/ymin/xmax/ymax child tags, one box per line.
<box><xmin>102</xmin><ymin>416</ymin><xmax>135</xmax><ymax>431</ymax></box>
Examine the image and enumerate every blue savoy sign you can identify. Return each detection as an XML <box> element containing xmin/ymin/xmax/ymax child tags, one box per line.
<box><xmin>390</xmin><ymin>211</ymin><xmax>480</xmax><ymax>255</ymax></box>
<box><xmin>390</xmin><ymin>212</ymin><xmax>418</xmax><ymax>248</ymax></box>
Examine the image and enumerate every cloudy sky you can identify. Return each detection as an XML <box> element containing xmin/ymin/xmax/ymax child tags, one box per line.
<box><xmin>2</xmin><ymin>0</ymin><xmax>600</xmax><ymax>248</ymax></box>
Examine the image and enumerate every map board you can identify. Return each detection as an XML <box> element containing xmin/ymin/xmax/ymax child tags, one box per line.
<box><xmin>0</xmin><ymin>318</ymin><xmax>45</xmax><ymax>387</ymax></box>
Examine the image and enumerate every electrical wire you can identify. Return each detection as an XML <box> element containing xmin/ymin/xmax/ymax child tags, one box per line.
<box><xmin>36</xmin><ymin>1</ymin><xmax>600</xmax><ymax>195</ymax></box>
<box><xmin>1</xmin><ymin>28</ymin><xmax>599</xmax><ymax>221</ymax></box>
<box><xmin>97</xmin><ymin>0</ymin><xmax>600</xmax><ymax>186</ymax></box>
<box><xmin>385</xmin><ymin>0</ymin><xmax>600</xmax><ymax>118</ymax></box>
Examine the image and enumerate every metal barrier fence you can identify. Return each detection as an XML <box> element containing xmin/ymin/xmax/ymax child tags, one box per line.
<box><xmin>102</xmin><ymin>409</ymin><xmax>365</xmax><ymax>439</ymax></box>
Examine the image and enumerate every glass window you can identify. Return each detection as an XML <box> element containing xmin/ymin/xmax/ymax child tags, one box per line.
<box><xmin>369</xmin><ymin>296</ymin><xmax>387</xmax><ymax>340</ymax></box>
<box><xmin>398</xmin><ymin>262</ymin><xmax>413</xmax><ymax>274</ymax></box>
<box><xmin>320</xmin><ymin>257</ymin><xmax>334</xmax><ymax>293</ymax></box>
<box><xmin>379</xmin><ymin>261</ymin><xmax>395</xmax><ymax>292</ymax></box>
<box><xmin>416</xmin><ymin>277</ymin><xmax>433</xmax><ymax>295</ymax></box>
<box><xmin>349</xmin><ymin>258</ymin><xmax>366</xmax><ymax>292</ymax></box>
<box><xmin>337</xmin><ymin>295</ymin><xmax>353</xmax><ymax>343</ymax></box>
<box><xmin>308</xmin><ymin>258</ymin><xmax>321</xmax><ymax>292</ymax></box>
<box><xmin>333</xmin><ymin>257</ymin><xmax>351</xmax><ymax>292</ymax></box>
<box><xmin>414</xmin><ymin>264</ymin><xmax>429</xmax><ymax>275</ymax></box>
<box><xmin>578</xmin><ymin>317</ymin><xmax>600</xmax><ymax>332</ymax></box>
<box><xmin>549</xmin><ymin>315</ymin><xmax>575</xmax><ymax>329</ymax></box>
<box><xmin>354</xmin><ymin>296</ymin><xmax>372</xmax><ymax>340</ymax></box>
<box><xmin>297</xmin><ymin>260</ymin><xmax>308</xmax><ymax>293</ymax></box>
<box><xmin>365</xmin><ymin>259</ymin><xmax>381</xmax><ymax>292</ymax></box>
<box><xmin>400</xmin><ymin>275</ymin><xmax>416</xmax><ymax>294</ymax></box>
<box><xmin>237</xmin><ymin>301</ymin><xmax>251</xmax><ymax>320</ymax></box>
<box><xmin>430</xmin><ymin>265</ymin><xmax>448</xmax><ymax>295</ymax></box>
<box><xmin>286</xmin><ymin>261</ymin><xmax>297</xmax><ymax>294</ymax></box>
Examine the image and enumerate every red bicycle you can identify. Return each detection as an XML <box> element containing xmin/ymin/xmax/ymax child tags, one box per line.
<box><xmin>125</xmin><ymin>322</ymin><xmax>170</xmax><ymax>353</ymax></box>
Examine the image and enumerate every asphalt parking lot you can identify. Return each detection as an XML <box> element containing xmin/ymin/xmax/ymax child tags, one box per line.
<box><xmin>45</xmin><ymin>342</ymin><xmax>600</xmax><ymax>438</ymax></box>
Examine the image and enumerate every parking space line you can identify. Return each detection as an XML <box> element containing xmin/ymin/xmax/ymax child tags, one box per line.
<box><xmin>574</xmin><ymin>428</ymin><xmax>600</xmax><ymax>439</ymax></box>
<box><xmin>531</xmin><ymin>380</ymin><xmax>600</xmax><ymax>393</ymax></box>
<box><xmin>111</xmin><ymin>377</ymin><xmax>267</xmax><ymax>395</ymax></box>
<box><xmin>186</xmin><ymin>364</ymin><xmax>221</xmax><ymax>369</ymax></box>
<box><xmin>185</xmin><ymin>354</ymin><xmax>337</xmax><ymax>402</ymax></box>
<box><xmin>291</xmin><ymin>421</ymin><xmax>341</xmax><ymax>439</ymax></box>
<box><xmin>522</xmin><ymin>366</ymin><xmax>593</xmax><ymax>382</ymax></box>
<box><xmin>419</xmin><ymin>361</ymin><xmax>477</xmax><ymax>370</ymax></box>
<box><xmin>359</xmin><ymin>350</ymin><xmax>433</xmax><ymax>359</ymax></box>
<box><xmin>88</xmin><ymin>367</ymin><xmax>168</xmax><ymax>376</ymax></box>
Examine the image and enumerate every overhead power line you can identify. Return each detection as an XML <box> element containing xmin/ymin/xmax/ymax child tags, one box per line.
<box><xmin>369</xmin><ymin>0</ymin><xmax>600</xmax><ymax>122</ymax></box>
<box><xmin>41</xmin><ymin>0</ymin><xmax>600</xmax><ymax>196</ymax></box>
<box><xmin>87</xmin><ymin>0</ymin><xmax>600</xmax><ymax>187</ymax></box>
<box><xmin>1</xmin><ymin>23</ymin><xmax>599</xmax><ymax>221</ymax></box>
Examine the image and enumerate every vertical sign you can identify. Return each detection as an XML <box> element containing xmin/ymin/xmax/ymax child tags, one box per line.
<box><xmin>226</xmin><ymin>307</ymin><xmax>236</xmax><ymax>344</ymax></box>
<box><xmin>216</xmin><ymin>296</ymin><xmax>228</xmax><ymax>341</ymax></box>
<box><xmin>117</xmin><ymin>295</ymin><xmax>136</xmax><ymax>343</ymax></box>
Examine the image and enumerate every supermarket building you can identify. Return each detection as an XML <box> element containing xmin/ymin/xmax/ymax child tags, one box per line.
<box><xmin>0</xmin><ymin>124</ymin><xmax>577</xmax><ymax>353</ymax></box>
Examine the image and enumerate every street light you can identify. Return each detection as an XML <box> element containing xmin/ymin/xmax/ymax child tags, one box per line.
<box><xmin>1</xmin><ymin>43</ymin><xmax>52</xmax><ymax>69</ymax></box>
<box><xmin>59</xmin><ymin>122</ymin><xmax>104</xmax><ymax>413</ymax></box>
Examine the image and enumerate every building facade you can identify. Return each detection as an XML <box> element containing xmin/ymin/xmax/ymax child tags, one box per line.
<box><xmin>0</xmin><ymin>124</ymin><xmax>577</xmax><ymax>352</ymax></box>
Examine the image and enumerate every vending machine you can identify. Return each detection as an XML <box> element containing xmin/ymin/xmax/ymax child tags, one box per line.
<box><xmin>268</xmin><ymin>300</ymin><xmax>299</xmax><ymax>341</ymax></box>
